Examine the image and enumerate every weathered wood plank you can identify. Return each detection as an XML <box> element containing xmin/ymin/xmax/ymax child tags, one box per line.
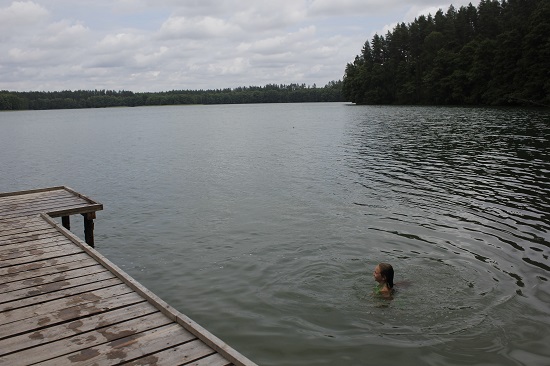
<box><xmin>124</xmin><ymin>339</ymin><xmax>216</xmax><ymax>366</ymax></box>
<box><xmin>0</xmin><ymin>291</ymin><xmax>144</xmax><ymax>338</ymax></box>
<box><xmin>0</xmin><ymin>230</ymin><xmax>62</xmax><ymax>246</ymax></box>
<box><xmin>0</xmin><ymin>312</ymin><xmax>174</xmax><ymax>365</ymax></box>
<box><xmin>0</xmin><ymin>243</ymin><xmax>83</xmax><ymax>266</ymax></box>
<box><xmin>0</xmin><ymin>186</ymin><xmax>101</xmax><ymax>219</ymax></box>
<box><xmin>0</xmin><ymin>269</ymin><xmax>115</xmax><ymax>303</ymax></box>
<box><xmin>0</xmin><ymin>199</ymin><xmax>75</xmax><ymax>216</ymax></box>
<box><xmin>62</xmin><ymin>186</ymin><xmax>102</xmax><ymax>206</ymax></box>
<box><xmin>0</xmin><ymin>190</ymin><xmax>81</xmax><ymax>203</ymax></box>
<box><xmin>0</xmin><ymin>188</ymin><xmax>254</xmax><ymax>366</ymax></box>
<box><xmin>0</xmin><ymin>263</ymin><xmax>106</xmax><ymax>294</ymax></box>
<box><xmin>0</xmin><ymin>190</ymin><xmax>73</xmax><ymax>205</ymax></box>
<box><xmin>0</xmin><ymin>196</ymin><xmax>82</xmax><ymax>214</ymax></box>
<box><xmin>0</xmin><ymin>202</ymin><xmax>98</xmax><ymax>219</ymax></box>
<box><xmin>0</xmin><ymin>238</ymin><xmax>71</xmax><ymax>258</ymax></box>
<box><xmin>38</xmin><ymin>323</ymin><xmax>196</xmax><ymax>366</ymax></box>
<box><xmin>0</xmin><ymin>277</ymin><xmax>123</xmax><ymax>313</ymax></box>
<box><xmin>0</xmin><ymin>187</ymin><xmax>67</xmax><ymax>199</ymax></box>
<box><xmin>0</xmin><ymin>282</ymin><xmax>133</xmax><ymax>325</ymax></box>
<box><xmin>0</xmin><ymin>221</ymin><xmax>52</xmax><ymax>238</ymax></box>
<box><xmin>191</xmin><ymin>353</ymin><xmax>234</xmax><ymax>366</ymax></box>
<box><xmin>40</xmin><ymin>214</ymin><xmax>255</xmax><ymax>366</ymax></box>
<box><xmin>0</xmin><ymin>253</ymin><xmax>91</xmax><ymax>278</ymax></box>
<box><xmin>0</xmin><ymin>216</ymin><xmax>43</xmax><ymax>230</ymax></box>
<box><xmin>0</xmin><ymin>302</ymin><xmax>159</xmax><ymax>357</ymax></box>
<box><xmin>0</xmin><ymin>235</ymin><xmax>69</xmax><ymax>253</ymax></box>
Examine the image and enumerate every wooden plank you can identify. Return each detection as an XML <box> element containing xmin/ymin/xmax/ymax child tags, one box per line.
<box><xmin>0</xmin><ymin>234</ymin><xmax>64</xmax><ymax>250</ymax></box>
<box><xmin>0</xmin><ymin>196</ymin><xmax>75</xmax><ymax>214</ymax></box>
<box><xmin>0</xmin><ymin>225</ymin><xmax>54</xmax><ymax>240</ymax></box>
<box><xmin>0</xmin><ymin>282</ymin><xmax>133</xmax><ymax>326</ymax></box>
<box><xmin>192</xmin><ymin>353</ymin><xmax>234</xmax><ymax>366</ymax></box>
<box><xmin>40</xmin><ymin>213</ymin><xmax>256</xmax><ymax>366</ymax></box>
<box><xmin>0</xmin><ymin>198</ymin><xmax>86</xmax><ymax>217</ymax></box>
<box><xmin>0</xmin><ymin>188</ymin><xmax>253</xmax><ymax>366</ymax></box>
<box><xmin>0</xmin><ymin>187</ymin><xmax>100</xmax><ymax>208</ymax></box>
<box><xmin>38</xmin><ymin>323</ymin><xmax>196</xmax><ymax>366</ymax></box>
<box><xmin>63</xmin><ymin>186</ymin><xmax>102</xmax><ymax>206</ymax></box>
<box><xmin>0</xmin><ymin>277</ymin><xmax>123</xmax><ymax>313</ymax></box>
<box><xmin>0</xmin><ymin>269</ymin><xmax>115</xmax><ymax>304</ymax></box>
<box><xmin>0</xmin><ymin>191</ymin><xmax>76</xmax><ymax>207</ymax></box>
<box><xmin>0</xmin><ymin>186</ymin><xmax>66</xmax><ymax>199</ymax></box>
<box><xmin>0</xmin><ymin>242</ymin><xmax>82</xmax><ymax>266</ymax></box>
<box><xmin>0</xmin><ymin>302</ymin><xmax>159</xmax><ymax>356</ymax></box>
<box><xmin>0</xmin><ymin>202</ymin><xmax>98</xmax><ymax>219</ymax></box>
<box><xmin>0</xmin><ymin>253</ymin><xmax>91</xmax><ymax>278</ymax></box>
<box><xmin>0</xmin><ymin>215</ymin><xmax>40</xmax><ymax>228</ymax></box>
<box><xmin>0</xmin><ymin>235</ymin><xmax>72</xmax><ymax>255</ymax></box>
<box><xmin>0</xmin><ymin>312</ymin><xmax>174</xmax><ymax>365</ymax></box>
<box><xmin>45</xmin><ymin>203</ymin><xmax>103</xmax><ymax>218</ymax></box>
<box><xmin>0</xmin><ymin>229</ymin><xmax>65</xmax><ymax>250</ymax></box>
<box><xmin>0</xmin><ymin>186</ymin><xmax>102</xmax><ymax>218</ymax></box>
<box><xmin>0</xmin><ymin>291</ymin><xmax>144</xmax><ymax>338</ymax></box>
<box><xmin>0</xmin><ymin>221</ymin><xmax>52</xmax><ymax>237</ymax></box>
<box><xmin>124</xmin><ymin>339</ymin><xmax>216</xmax><ymax>366</ymax></box>
<box><xmin>0</xmin><ymin>189</ymin><xmax>72</xmax><ymax>204</ymax></box>
<box><xmin>0</xmin><ymin>256</ymin><xmax>97</xmax><ymax>286</ymax></box>
<box><xmin>0</xmin><ymin>263</ymin><xmax>106</xmax><ymax>294</ymax></box>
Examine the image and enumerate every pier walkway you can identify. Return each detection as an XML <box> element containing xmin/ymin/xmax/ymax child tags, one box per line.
<box><xmin>0</xmin><ymin>187</ymin><xmax>255</xmax><ymax>366</ymax></box>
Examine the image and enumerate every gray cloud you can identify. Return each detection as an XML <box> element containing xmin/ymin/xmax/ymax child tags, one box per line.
<box><xmin>1</xmin><ymin>0</ymin><xmax>476</xmax><ymax>92</ymax></box>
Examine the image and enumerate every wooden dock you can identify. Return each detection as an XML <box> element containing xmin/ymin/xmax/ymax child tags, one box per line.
<box><xmin>0</xmin><ymin>187</ymin><xmax>255</xmax><ymax>366</ymax></box>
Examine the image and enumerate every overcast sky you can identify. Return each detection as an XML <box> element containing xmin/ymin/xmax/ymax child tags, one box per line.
<box><xmin>1</xmin><ymin>0</ymin><xmax>477</xmax><ymax>92</ymax></box>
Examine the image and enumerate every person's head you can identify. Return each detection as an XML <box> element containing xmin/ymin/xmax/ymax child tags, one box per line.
<box><xmin>373</xmin><ymin>263</ymin><xmax>394</xmax><ymax>288</ymax></box>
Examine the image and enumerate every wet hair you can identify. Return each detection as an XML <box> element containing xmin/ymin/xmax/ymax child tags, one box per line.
<box><xmin>378</xmin><ymin>263</ymin><xmax>394</xmax><ymax>288</ymax></box>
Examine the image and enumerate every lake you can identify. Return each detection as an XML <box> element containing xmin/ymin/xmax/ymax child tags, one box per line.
<box><xmin>1</xmin><ymin>103</ymin><xmax>549</xmax><ymax>365</ymax></box>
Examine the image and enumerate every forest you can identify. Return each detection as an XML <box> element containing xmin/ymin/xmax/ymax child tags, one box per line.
<box><xmin>342</xmin><ymin>0</ymin><xmax>549</xmax><ymax>106</ymax></box>
<box><xmin>0</xmin><ymin>82</ymin><xmax>343</xmax><ymax>110</ymax></box>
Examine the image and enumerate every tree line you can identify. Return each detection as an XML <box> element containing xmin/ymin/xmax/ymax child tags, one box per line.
<box><xmin>342</xmin><ymin>0</ymin><xmax>549</xmax><ymax>106</ymax></box>
<box><xmin>0</xmin><ymin>82</ymin><xmax>343</xmax><ymax>110</ymax></box>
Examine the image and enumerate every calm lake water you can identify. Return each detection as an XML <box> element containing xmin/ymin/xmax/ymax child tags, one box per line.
<box><xmin>1</xmin><ymin>103</ymin><xmax>549</xmax><ymax>365</ymax></box>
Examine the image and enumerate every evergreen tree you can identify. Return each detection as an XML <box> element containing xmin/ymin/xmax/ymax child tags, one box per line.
<box><xmin>342</xmin><ymin>0</ymin><xmax>549</xmax><ymax>106</ymax></box>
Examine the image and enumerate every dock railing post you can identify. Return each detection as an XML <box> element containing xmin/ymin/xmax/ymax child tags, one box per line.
<box><xmin>82</xmin><ymin>212</ymin><xmax>96</xmax><ymax>247</ymax></box>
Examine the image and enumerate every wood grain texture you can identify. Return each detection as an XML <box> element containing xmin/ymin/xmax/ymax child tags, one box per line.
<box><xmin>0</xmin><ymin>187</ymin><xmax>255</xmax><ymax>366</ymax></box>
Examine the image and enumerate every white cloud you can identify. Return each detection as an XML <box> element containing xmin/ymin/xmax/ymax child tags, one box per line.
<box><xmin>97</xmin><ymin>32</ymin><xmax>146</xmax><ymax>53</ymax></box>
<box><xmin>134</xmin><ymin>46</ymin><xmax>170</xmax><ymax>67</ymax></box>
<box><xmin>0</xmin><ymin>0</ymin><xmax>484</xmax><ymax>92</ymax></box>
<box><xmin>309</xmin><ymin>0</ymin><xmax>404</xmax><ymax>16</ymax></box>
<box><xmin>158</xmin><ymin>15</ymin><xmax>242</xmax><ymax>40</ymax></box>
<box><xmin>35</xmin><ymin>21</ymin><xmax>90</xmax><ymax>48</ymax></box>
<box><xmin>0</xmin><ymin>1</ymin><xmax>49</xmax><ymax>30</ymax></box>
<box><xmin>232</xmin><ymin>1</ymin><xmax>308</xmax><ymax>31</ymax></box>
<box><xmin>8</xmin><ymin>47</ymin><xmax>47</xmax><ymax>63</ymax></box>
<box><xmin>207</xmin><ymin>57</ymin><xmax>250</xmax><ymax>75</ymax></box>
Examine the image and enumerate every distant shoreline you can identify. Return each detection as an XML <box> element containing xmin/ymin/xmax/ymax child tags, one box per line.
<box><xmin>0</xmin><ymin>82</ymin><xmax>344</xmax><ymax>111</ymax></box>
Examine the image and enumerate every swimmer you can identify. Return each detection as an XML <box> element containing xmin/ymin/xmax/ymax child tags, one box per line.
<box><xmin>373</xmin><ymin>263</ymin><xmax>394</xmax><ymax>297</ymax></box>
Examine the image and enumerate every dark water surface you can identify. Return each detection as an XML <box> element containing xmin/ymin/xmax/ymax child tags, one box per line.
<box><xmin>1</xmin><ymin>103</ymin><xmax>549</xmax><ymax>365</ymax></box>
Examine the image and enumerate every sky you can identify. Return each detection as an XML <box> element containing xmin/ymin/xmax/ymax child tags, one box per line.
<box><xmin>1</xmin><ymin>0</ymin><xmax>477</xmax><ymax>92</ymax></box>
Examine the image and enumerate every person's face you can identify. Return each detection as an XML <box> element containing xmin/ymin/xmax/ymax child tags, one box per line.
<box><xmin>373</xmin><ymin>265</ymin><xmax>385</xmax><ymax>283</ymax></box>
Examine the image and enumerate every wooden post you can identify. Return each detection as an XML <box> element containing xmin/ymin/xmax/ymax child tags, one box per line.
<box><xmin>61</xmin><ymin>216</ymin><xmax>70</xmax><ymax>230</ymax></box>
<box><xmin>82</xmin><ymin>212</ymin><xmax>96</xmax><ymax>248</ymax></box>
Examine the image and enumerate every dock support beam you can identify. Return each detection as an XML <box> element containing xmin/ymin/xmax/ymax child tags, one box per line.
<box><xmin>82</xmin><ymin>212</ymin><xmax>96</xmax><ymax>248</ymax></box>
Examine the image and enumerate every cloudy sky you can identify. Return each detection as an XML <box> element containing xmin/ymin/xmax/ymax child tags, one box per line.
<box><xmin>1</xmin><ymin>0</ymin><xmax>477</xmax><ymax>92</ymax></box>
